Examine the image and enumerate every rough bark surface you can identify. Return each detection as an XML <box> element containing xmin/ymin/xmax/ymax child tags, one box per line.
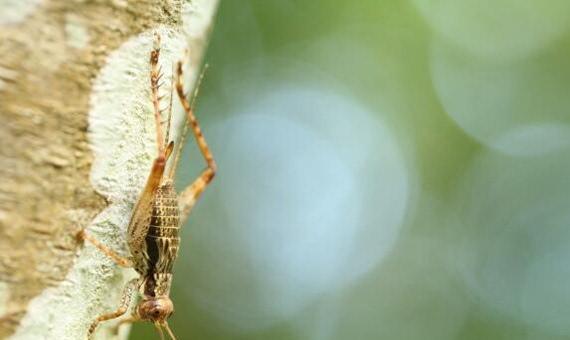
<box><xmin>0</xmin><ymin>0</ymin><xmax>218</xmax><ymax>339</ymax></box>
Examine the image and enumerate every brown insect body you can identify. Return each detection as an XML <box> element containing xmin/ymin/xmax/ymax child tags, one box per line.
<box><xmin>79</xmin><ymin>33</ymin><xmax>216</xmax><ymax>340</ymax></box>
<box><xmin>144</xmin><ymin>181</ymin><xmax>180</xmax><ymax>280</ymax></box>
<box><xmin>133</xmin><ymin>180</ymin><xmax>180</xmax><ymax>322</ymax></box>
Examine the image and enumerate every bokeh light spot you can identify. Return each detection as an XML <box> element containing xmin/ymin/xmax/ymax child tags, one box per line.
<box><xmin>183</xmin><ymin>82</ymin><xmax>412</xmax><ymax>331</ymax></box>
<box><xmin>413</xmin><ymin>0</ymin><xmax>570</xmax><ymax>60</ymax></box>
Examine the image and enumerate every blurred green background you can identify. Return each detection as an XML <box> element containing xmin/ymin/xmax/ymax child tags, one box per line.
<box><xmin>133</xmin><ymin>1</ymin><xmax>570</xmax><ymax>339</ymax></box>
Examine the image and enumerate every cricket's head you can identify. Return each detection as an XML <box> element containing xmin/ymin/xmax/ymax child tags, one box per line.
<box><xmin>138</xmin><ymin>296</ymin><xmax>176</xmax><ymax>339</ymax></box>
<box><xmin>139</xmin><ymin>295</ymin><xmax>174</xmax><ymax>322</ymax></box>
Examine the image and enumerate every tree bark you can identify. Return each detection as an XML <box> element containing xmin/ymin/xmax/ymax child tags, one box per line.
<box><xmin>0</xmin><ymin>0</ymin><xmax>219</xmax><ymax>338</ymax></box>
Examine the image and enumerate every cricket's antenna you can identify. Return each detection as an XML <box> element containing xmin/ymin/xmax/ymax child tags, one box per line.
<box><xmin>154</xmin><ymin>322</ymin><xmax>165</xmax><ymax>340</ymax></box>
<box><xmin>190</xmin><ymin>63</ymin><xmax>209</xmax><ymax>108</ymax></box>
<box><xmin>164</xmin><ymin>321</ymin><xmax>177</xmax><ymax>340</ymax></box>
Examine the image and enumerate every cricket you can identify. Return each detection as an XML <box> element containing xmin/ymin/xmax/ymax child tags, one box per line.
<box><xmin>77</xmin><ymin>33</ymin><xmax>216</xmax><ymax>340</ymax></box>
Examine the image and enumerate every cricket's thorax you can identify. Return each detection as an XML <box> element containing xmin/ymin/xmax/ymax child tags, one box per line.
<box><xmin>143</xmin><ymin>272</ymin><xmax>174</xmax><ymax>298</ymax></box>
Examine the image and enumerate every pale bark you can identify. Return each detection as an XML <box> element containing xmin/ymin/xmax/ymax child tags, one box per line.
<box><xmin>0</xmin><ymin>1</ymin><xmax>219</xmax><ymax>339</ymax></box>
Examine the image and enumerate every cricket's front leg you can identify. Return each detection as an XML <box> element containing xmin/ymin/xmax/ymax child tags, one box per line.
<box><xmin>174</xmin><ymin>61</ymin><xmax>217</xmax><ymax>221</ymax></box>
<box><xmin>88</xmin><ymin>278</ymin><xmax>139</xmax><ymax>339</ymax></box>
<box><xmin>111</xmin><ymin>314</ymin><xmax>140</xmax><ymax>336</ymax></box>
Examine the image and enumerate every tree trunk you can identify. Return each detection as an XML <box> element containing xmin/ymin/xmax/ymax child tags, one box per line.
<box><xmin>0</xmin><ymin>1</ymin><xmax>219</xmax><ymax>338</ymax></box>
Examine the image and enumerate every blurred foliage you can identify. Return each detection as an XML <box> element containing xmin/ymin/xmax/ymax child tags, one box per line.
<box><xmin>132</xmin><ymin>1</ymin><xmax>570</xmax><ymax>339</ymax></box>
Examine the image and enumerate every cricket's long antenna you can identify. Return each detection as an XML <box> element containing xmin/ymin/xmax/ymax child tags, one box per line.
<box><xmin>190</xmin><ymin>63</ymin><xmax>209</xmax><ymax>108</ymax></box>
<box><xmin>168</xmin><ymin>62</ymin><xmax>209</xmax><ymax>179</ymax></box>
<box><xmin>155</xmin><ymin>322</ymin><xmax>165</xmax><ymax>340</ymax></box>
<box><xmin>164</xmin><ymin>321</ymin><xmax>177</xmax><ymax>340</ymax></box>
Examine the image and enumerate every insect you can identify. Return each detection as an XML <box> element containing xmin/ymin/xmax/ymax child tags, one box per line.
<box><xmin>77</xmin><ymin>33</ymin><xmax>216</xmax><ymax>340</ymax></box>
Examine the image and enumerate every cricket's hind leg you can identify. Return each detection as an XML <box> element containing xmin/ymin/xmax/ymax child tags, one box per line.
<box><xmin>149</xmin><ymin>32</ymin><xmax>167</xmax><ymax>157</ymax></box>
<box><xmin>172</xmin><ymin>61</ymin><xmax>217</xmax><ymax>221</ymax></box>
<box><xmin>148</xmin><ymin>33</ymin><xmax>175</xmax><ymax>182</ymax></box>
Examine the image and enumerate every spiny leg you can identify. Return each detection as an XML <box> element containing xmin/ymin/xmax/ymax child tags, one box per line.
<box><xmin>88</xmin><ymin>278</ymin><xmax>139</xmax><ymax>339</ymax></box>
<box><xmin>150</xmin><ymin>32</ymin><xmax>166</xmax><ymax>156</ymax></box>
<box><xmin>168</xmin><ymin>63</ymin><xmax>208</xmax><ymax>179</ymax></box>
<box><xmin>164</xmin><ymin>63</ymin><xmax>176</xmax><ymax>148</ymax></box>
<box><xmin>149</xmin><ymin>34</ymin><xmax>175</xmax><ymax>165</ymax></box>
<box><xmin>127</xmin><ymin>34</ymin><xmax>174</xmax><ymax>248</ymax></box>
<box><xmin>178</xmin><ymin>168</ymin><xmax>215</xmax><ymax>220</ymax></box>
<box><xmin>77</xmin><ymin>230</ymin><xmax>132</xmax><ymax>268</ymax></box>
<box><xmin>174</xmin><ymin>61</ymin><xmax>217</xmax><ymax>221</ymax></box>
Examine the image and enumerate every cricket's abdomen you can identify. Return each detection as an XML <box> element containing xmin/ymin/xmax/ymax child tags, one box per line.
<box><xmin>146</xmin><ymin>182</ymin><xmax>180</xmax><ymax>273</ymax></box>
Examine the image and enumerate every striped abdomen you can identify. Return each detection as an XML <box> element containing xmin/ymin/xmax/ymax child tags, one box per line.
<box><xmin>139</xmin><ymin>181</ymin><xmax>180</xmax><ymax>297</ymax></box>
<box><xmin>146</xmin><ymin>182</ymin><xmax>180</xmax><ymax>276</ymax></box>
